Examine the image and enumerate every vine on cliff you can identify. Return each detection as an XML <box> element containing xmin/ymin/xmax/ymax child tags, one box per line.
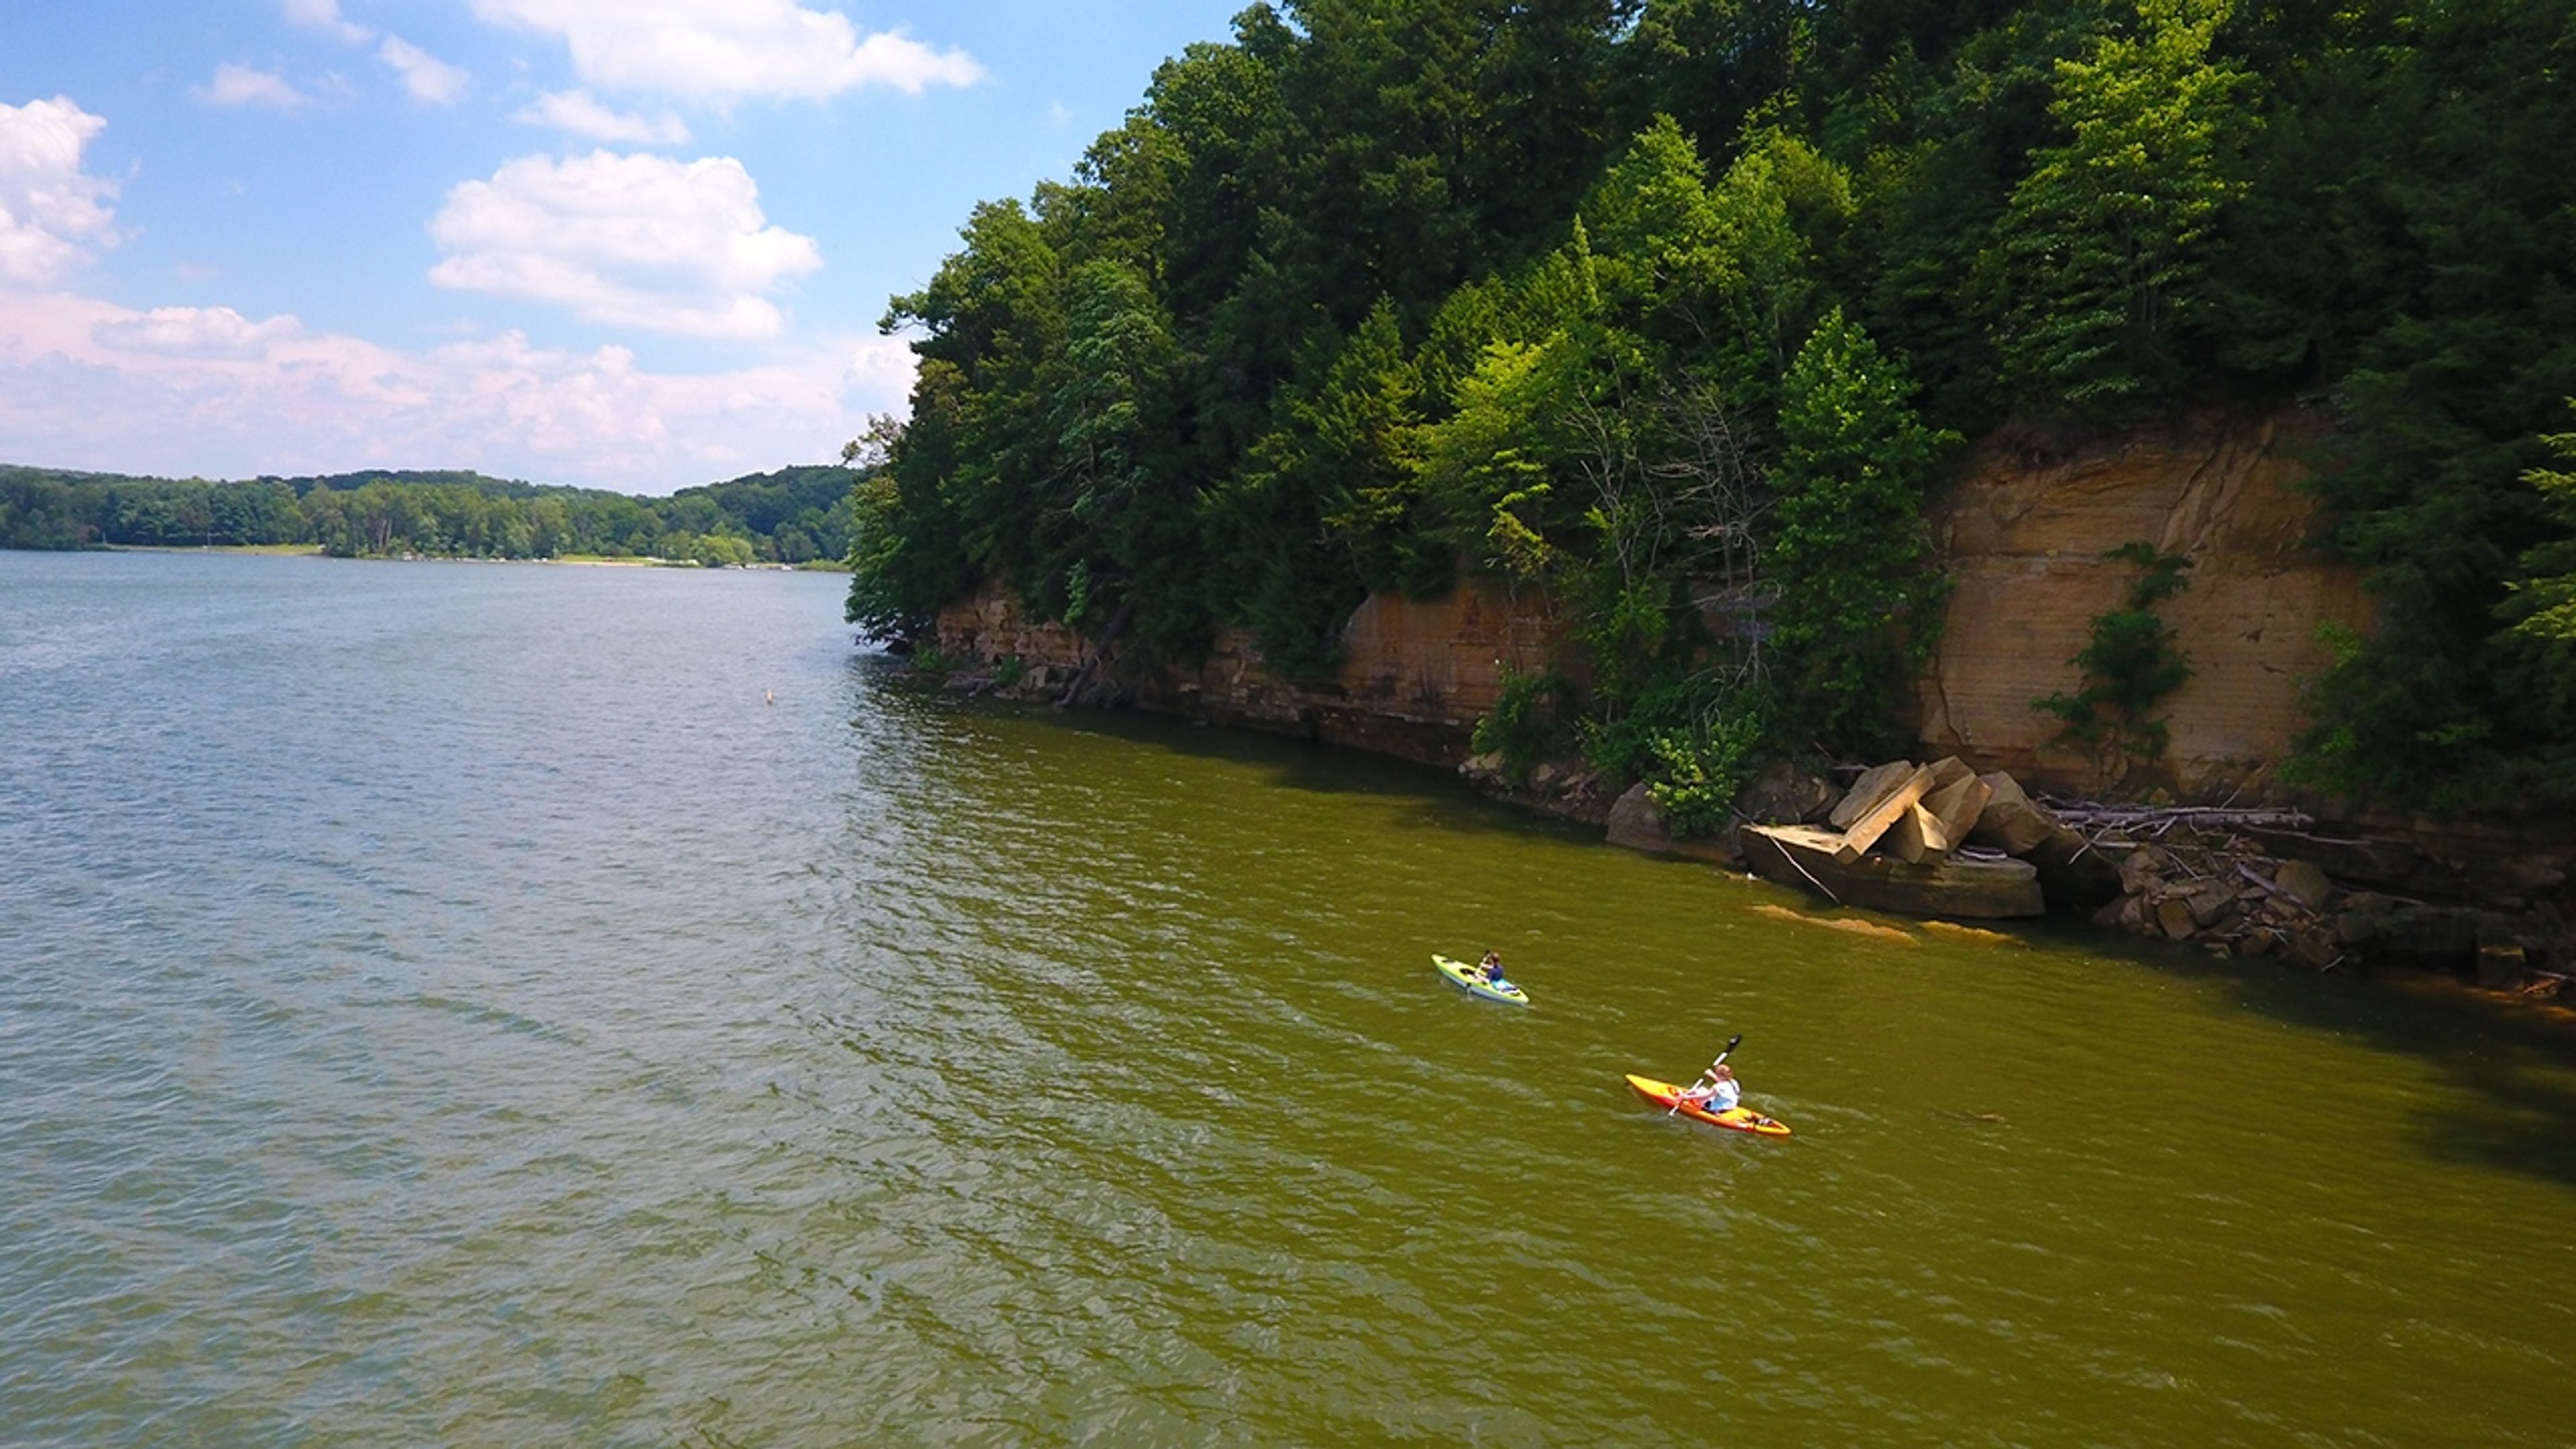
<box><xmin>2033</xmin><ymin>541</ymin><xmax>2195</xmax><ymax>784</ymax></box>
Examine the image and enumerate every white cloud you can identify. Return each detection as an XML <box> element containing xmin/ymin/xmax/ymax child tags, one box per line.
<box><xmin>378</xmin><ymin>37</ymin><xmax>470</xmax><ymax>103</ymax></box>
<box><xmin>427</xmin><ymin>150</ymin><xmax>820</xmax><ymax>339</ymax></box>
<box><xmin>197</xmin><ymin>63</ymin><xmax>309</xmax><ymax>110</ymax></box>
<box><xmin>282</xmin><ymin>0</ymin><xmax>372</xmax><ymax>44</ymax></box>
<box><xmin>514</xmin><ymin>89</ymin><xmax>690</xmax><ymax>146</ymax></box>
<box><xmin>0</xmin><ymin>291</ymin><xmax>913</xmax><ymax>490</ymax></box>
<box><xmin>273</xmin><ymin>4</ymin><xmax>472</xmax><ymax>106</ymax></box>
<box><xmin>468</xmin><ymin>0</ymin><xmax>983</xmax><ymax>103</ymax></box>
<box><xmin>91</xmin><ymin>305</ymin><xmax>305</xmax><ymax>360</ymax></box>
<box><xmin>0</xmin><ymin>97</ymin><xmax>119</xmax><ymax>288</ymax></box>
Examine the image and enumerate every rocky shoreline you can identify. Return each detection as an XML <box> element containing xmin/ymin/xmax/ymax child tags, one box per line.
<box><xmin>928</xmin><ymin>656</ymin><xmax>2571</xmax><ymax>1004</ymax></box>
<box><xmin>1459</xmin><ymin>747</ymin><xmax>2573</xmax><ymax>1000</ymax></box>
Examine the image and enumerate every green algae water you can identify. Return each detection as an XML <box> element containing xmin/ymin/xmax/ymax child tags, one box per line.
<box><xmin>3</xmin><ymin>550</ymin><xmax>2571</xmax><ymax>1446</ymax></box>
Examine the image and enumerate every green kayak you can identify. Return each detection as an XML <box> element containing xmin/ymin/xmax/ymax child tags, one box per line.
<box><xmin>1433</xmin><ymin>953</ymin><xmax>1531</xmax><ymax>1006</ymax></box>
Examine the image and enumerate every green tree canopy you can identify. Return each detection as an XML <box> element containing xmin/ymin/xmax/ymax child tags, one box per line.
<box><xmin>843</xmin><ymin>0</ymin><xmax>2576</xmax><ymax>810</ymax></box>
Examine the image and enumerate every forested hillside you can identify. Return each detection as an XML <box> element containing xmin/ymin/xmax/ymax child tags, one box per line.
<box><xmin>847</xmin><ymin>0</ymin><xmax>2576</xmax><ymax>814</ymax></box>
<box><xmin>0</xmin><ymin>464</ymin><xmax>855</xmax><ymax>566</ymax></box>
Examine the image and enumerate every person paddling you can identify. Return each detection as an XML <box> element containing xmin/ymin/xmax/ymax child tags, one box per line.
<box><xmin>1679</xmin><ymin>1061</ymin><xmax>1741</xmax><ymax>1114</ymax></box>
<box><xmin>1477</xmin><ymin>950</ymin><xmax>1509</xmax><ymax>987</ymax></box>
<box><xmin>1676</xmin><ymin>1032</ymin><xmax>1747</xmax><ymax>1114</ymax></box>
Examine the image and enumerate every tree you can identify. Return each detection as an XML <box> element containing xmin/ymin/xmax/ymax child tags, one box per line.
<box><xmin>2277</xmin><ymin>0</ymin><xmax>2576</xmax><ymax>809</ymax></box>
<box><xmin>1996</xmin><ymin>0</ymin><xmax>2255</xmax><ymax>410</ymax></box>
<box><xmin>1415</xmin><ymin>335</ymin><xmax>1581</xmax><ymax>582</ymax></box>
<box><xmin>823</xmin><ymin>0</ymin><xmax>2576</xmax><ymax>813</ymax></box>
<box><xmin>2510</xmin><ymin>407</ymin><xmax>2576</xmax><ymax>647</ymax></box>
<box><xmin>1204</xmin><ymin>299</ymin><xmax>1428</xmax><ymax>676</ymax></box>
<box><xmin>1036</xmin><ymin>256</ymin><xmax>1199</xmax><ymax>650</ymax></box>
<box><xmin>1764</xmin><ymin>308</ymin><xmax>1956</xmax><ymax>751</ymax></box>
<box><xmin>0</xmin><ymin>475</ymin><xmax>91</xmax><ymax>548</ymax></box>
<box><xmin>2491</xmin><ymin>405</ymin><xmax>2576</xmax><ymax>746</ymax></box>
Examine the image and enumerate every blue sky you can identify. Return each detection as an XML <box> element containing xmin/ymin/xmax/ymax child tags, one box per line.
<box><xmin>0</xmin><ymin>0</ymin><xmax>1242</xmax><ymax>491</ymax></box>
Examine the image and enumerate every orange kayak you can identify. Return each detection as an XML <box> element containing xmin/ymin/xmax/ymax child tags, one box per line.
<box><xmin>1625</xmin><ymin>1074</ymin><xmax>1793</xmax><ymax>1137</ymax></box>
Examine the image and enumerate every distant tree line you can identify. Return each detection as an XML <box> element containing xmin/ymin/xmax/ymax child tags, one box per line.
<box><xmin>0</xmin><ymin>464</ymin><xmax>857</xmax><ymax>567</ymax></box>
<box><xmin>847</xmin><ymin>0</ymin><xmax>2576</xmax><ymax>814</ymax></box>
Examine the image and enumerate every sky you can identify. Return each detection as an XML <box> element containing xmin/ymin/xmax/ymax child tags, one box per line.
<box><xmin>0</xmin><ymin>0</ymin><xmax>1243</xmax><ymax>492</ymax></box>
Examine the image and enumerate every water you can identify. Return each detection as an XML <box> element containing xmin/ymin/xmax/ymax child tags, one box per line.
<box><xmin>2</xmin><ymin>550</ymin><xmax>2572</xmax><ymax>1447</ymax></box>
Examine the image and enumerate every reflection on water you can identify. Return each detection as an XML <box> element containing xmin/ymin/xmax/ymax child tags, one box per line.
<box><xmin>1</xmin><ymin>550</ymin><xmax>2571</xmax><ymax>1446</ymax></box>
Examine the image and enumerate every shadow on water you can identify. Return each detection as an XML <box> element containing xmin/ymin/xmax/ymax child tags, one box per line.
<box><xmin>2067</xmin><ymin>920</ymin><xmax>2576</xmax><ymax>1188</ymax></box>
<box><xmin>846</xmin><ymin>651</ymin><xmax>2576</xmax><ymax>1184</ymax></box>
<box><xmin>2275</xmin><ymin>974</ymin><xmax>2576</xmax><ymax>1188</ymax></box>
<box><xmin>849</xmin><ymin>661</ymin><xmax>1599</xmax><ymax>843</ymax></box>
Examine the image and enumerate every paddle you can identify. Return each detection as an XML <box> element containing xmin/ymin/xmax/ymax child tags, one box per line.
<box><xmin>1668</xmin><ymin>1033</ymin><xmax>1744</xmax><ymax>1115</ymax></box>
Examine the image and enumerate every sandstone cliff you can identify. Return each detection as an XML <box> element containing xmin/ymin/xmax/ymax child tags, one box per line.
<box><xmin>935</xmin><ymin>580</ymin><xmax>1564</xmax><ymax>767</ymax></box>
<box><xmin>936</xmin><ymin>407</ymin><xmax>2364</xmax><ymax>803</ymax></box>
<box><xmin>1916</xmin><ymin>408</ymin><xmax>2368</xmax><ymax>800</ymax></box>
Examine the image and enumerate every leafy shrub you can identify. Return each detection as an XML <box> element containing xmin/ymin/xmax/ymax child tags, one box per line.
<box><xmin>1646</xmin><ymin>706</ymin><xmax>1770</xmax><ymax>837</ymax></box>
<box><xmin>1577</xmin><ymin>672</ymin><xmax>1774</xmax><ymax>830</ymax></box>
<box><xmin>1472</xmin><ymin>669</ymin><xmax>1572</xmax><ymax>783</ymax></box>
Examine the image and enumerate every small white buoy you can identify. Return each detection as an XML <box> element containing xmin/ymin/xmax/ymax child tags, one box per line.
<box><xmin>765</xmin><ymin>689</ymin><xmax>775</xmax><ymax>706</ymax></box>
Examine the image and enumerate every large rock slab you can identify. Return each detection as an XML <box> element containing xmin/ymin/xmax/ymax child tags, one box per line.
<box><xmin>1923</xmin><ymin>773</ymin><xmax>1995</xmax><ymax>849</ymax></box>
<box><xmin>2331</xmin><ymin>895</ymin><xmax>2479</xmax><ymax>973</ymax></box>
<box><xmin>1882</xmin><ymin>802</ymin><xmax>1951</xmax><ymax>864</ymax></box>
<box><xmin>1830</xmin><ymin>761</ymin><xmax>1919</xmax><ymax>828</ymax></box>
<box><xmin>1838</xmin><ymin>765</ymin><xmax>1938</xmax><ymax>860</ymax></box>
<box><xmin>2273</xmin><ymin>859</ymin><xmax>2334</xmax><ymax>910</ymax></box>
<box><xmin>1742</xmin><ymin>824</ymin><xmax>2045</xmax><ymax>919</ymax></box>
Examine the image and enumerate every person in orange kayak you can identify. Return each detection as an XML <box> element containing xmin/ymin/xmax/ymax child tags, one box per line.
<box><xmin>1679</xmin><ymin>1061</ymin><xmax>1741</xmax><ymax>1113</ymax></box>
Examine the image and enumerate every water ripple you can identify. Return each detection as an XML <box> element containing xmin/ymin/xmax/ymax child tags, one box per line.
<box><xmin>3</xmin><ymin>553</ymin><xmax>2573</xmax><ymax>1446</ymax></box>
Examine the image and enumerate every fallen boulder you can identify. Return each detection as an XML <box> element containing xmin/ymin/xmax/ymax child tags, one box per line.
<box><xmin>1604</xmin><ymin>782</ymin><xmax>1743</xmax><ymax>865</ymax></box>
<box><xmin>2273</xmin><ymin>859</ymin><xmax>2334</xmax><ymax>910</ymax></box>
<box><xmin>1970</xmin><ymin>771</ymin><xmax>2060</xmax><ymax>855</ymax></box>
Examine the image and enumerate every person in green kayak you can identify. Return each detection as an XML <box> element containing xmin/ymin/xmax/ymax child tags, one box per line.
<box><xmin>1678</xmin><ymin>1061</ymin><xmax>1741</xmax><ymax>1114</ymax></box>
<box><xmin>1477</xmin><ymin>950</ymin><xmax>1510</xmax><ymax>987</ymax></box>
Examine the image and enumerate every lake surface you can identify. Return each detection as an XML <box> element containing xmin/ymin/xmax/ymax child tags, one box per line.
<box><xmin>2</xmin><ymin>549</ymin><xmax>2572</xmax><ymax>1446</ymax></box>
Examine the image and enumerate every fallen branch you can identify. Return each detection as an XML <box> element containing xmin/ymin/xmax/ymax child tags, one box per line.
<box><xmin>2039</xmin><ymin>800</ymin><xmax>2315</xmax><ymax>832</ymax></box>
<box><xmin>1055</xmin><ymin>600</ymin><xmax>1134</xmax><ymax>710</ymax></box>
<box><xmin>2233</xmin><ymin>861</ymin><xmax>2298</xmax><ymax>903</ymax></box>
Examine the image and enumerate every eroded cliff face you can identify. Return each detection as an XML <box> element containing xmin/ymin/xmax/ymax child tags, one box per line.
<box><xmin>936</xmin><ymin>407</ymin><xmax>2361</xmax><ymax>803</ymax></box>
<box><xmin>933</xmin><ymin>581</ymin><xmax>1564</xmax><ymax>766</ymax></box>
<box><xmin>1916</xmin><ymin>408</ymin><xmax>2368</xmax><ymax>800</ymax></box>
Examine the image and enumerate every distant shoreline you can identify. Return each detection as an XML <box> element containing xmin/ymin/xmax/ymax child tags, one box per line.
<box><xmin>91</xmin><ymin>544</ymin><xmax>845</xmax><ymax>572</ymax></box>
<box><xmin>3</xmin><ymin>462</ymin><xmax>857</xmax><ymax>566</ymax></box>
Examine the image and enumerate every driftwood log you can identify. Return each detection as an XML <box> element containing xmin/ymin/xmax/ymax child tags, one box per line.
<box><xmin>2040</xmin><ymin>801</ymin><xmax>2315</xmax><ymax>835</ymax></box>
